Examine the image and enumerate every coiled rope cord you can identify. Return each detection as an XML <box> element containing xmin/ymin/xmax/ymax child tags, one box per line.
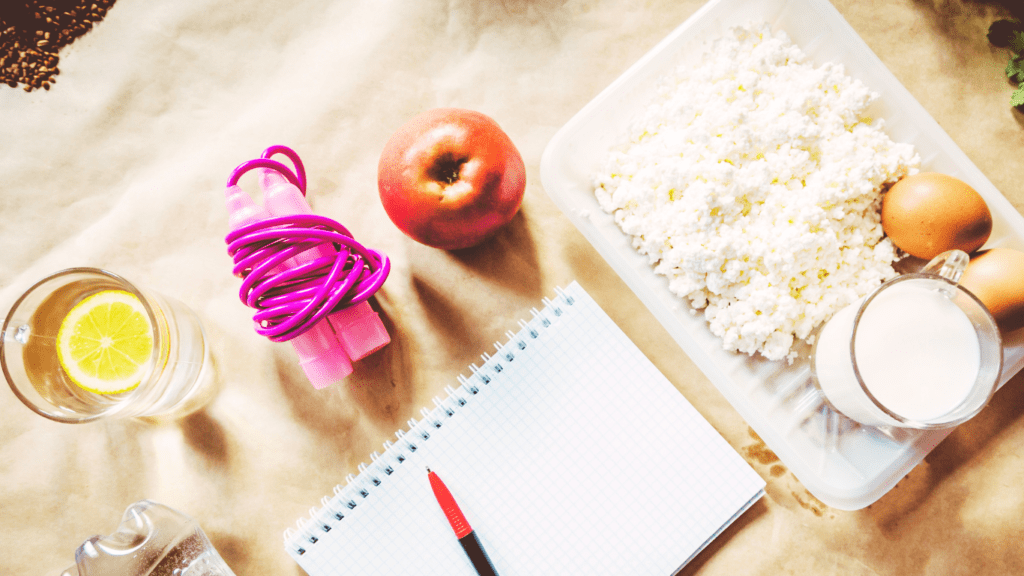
<box><xmin>225</xmin><ymin>146</ymin><xmax>389</xmax><ymax>342</ymax></box>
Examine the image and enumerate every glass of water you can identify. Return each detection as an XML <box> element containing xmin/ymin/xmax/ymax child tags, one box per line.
<box><xmin>2</xmin><ymin>268</ymin><xmax>211</xmax><ymax>423</ymax></box>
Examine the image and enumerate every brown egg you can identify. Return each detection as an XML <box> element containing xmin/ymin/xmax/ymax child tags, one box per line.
<box><xmin>881</xmin><ymin>172</ymin><xmax>993</xmax><ymax>259</ymax></box>
<box><xmin>959</xmin><ymin>248</ymin><xmax>1024</xmax><ymax>332</ymax></box>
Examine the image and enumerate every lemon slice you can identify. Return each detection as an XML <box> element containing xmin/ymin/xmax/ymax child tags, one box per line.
<box><xmin>56</xmin><ymin>290</ymin><xmax>154</xmax><ymax>394</ymax></box>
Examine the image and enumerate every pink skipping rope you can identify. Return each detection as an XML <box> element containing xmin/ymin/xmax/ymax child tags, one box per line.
<box><xmin>224</xmin><ymin>145</ymin><xmax>390</xmax><ymax>387</ymax></box>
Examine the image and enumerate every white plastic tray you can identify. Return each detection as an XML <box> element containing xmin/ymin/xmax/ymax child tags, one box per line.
<box><xmin>540</xmin><ymin>0</ymin><xmax>1024</xmax><ymax>510</ymax></box>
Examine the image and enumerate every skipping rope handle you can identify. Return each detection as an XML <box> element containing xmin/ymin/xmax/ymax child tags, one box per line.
<box><xmin>224</xmin><ymin>146</ymin><xmax>391</xmax><ymax>388</ymax></box>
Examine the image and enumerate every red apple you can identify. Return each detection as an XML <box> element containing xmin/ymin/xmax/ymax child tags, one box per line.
<box><xmin>377</xmin><ymin>108</ymin><xmax>526</xmax><ymax>250</ymax></box>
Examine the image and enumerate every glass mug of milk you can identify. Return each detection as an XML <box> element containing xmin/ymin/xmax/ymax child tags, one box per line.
<box><xmin>810</xmin><ymin>250</ymin><xmax>1002</xmax><ymax>429</ymax></box>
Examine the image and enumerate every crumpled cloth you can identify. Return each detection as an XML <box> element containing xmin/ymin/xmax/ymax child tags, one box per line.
<box><xmin>1</xmin><ymin>0</ymin><xmax>1023</xmax><ymax>574</ymax></box>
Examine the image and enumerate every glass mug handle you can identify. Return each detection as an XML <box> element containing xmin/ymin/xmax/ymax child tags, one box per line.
<box><xmin>921</xmin><ymin>249</ymin><xmax>970</xmax><ymax>296</ymax></box>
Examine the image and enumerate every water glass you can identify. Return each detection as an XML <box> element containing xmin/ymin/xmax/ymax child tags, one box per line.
<box><xmin>2</xmin><ymin>268</ymin><xmax>211</xmax><ymax>423</ymax></box>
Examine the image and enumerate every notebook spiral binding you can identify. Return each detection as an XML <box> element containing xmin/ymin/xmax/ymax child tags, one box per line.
<box><xmin>283</xmin><ymin>286</ymin><xmax>577</xmax><ymax>556</ymax></box>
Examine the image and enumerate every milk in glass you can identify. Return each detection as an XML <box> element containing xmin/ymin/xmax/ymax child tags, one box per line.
<box><xmin>812</xmin><ymin>270</ymin><xmax>999</xmax><ymax>429</ymax></box>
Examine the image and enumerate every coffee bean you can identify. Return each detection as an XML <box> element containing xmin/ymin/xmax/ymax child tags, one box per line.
<box><xmin>1</xmin><ymin>0</ymin><xmax>118</xmax><ymax>91</ymax></box>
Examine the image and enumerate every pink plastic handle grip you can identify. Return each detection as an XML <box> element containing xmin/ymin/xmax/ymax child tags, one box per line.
<box><xmin>224</xmin><ymin>147</ymin><xmax>389</xmax><ymax>343</ymax></box>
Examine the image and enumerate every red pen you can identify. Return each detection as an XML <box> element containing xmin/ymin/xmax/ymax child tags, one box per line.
<box><xmin>427</xmin><ymin>468</ymin><xmax>500</xmax><ymax>576</ymax></box>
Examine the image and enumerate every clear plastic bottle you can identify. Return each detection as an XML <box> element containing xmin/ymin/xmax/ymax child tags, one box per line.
<box><xmin>60</xmin><ymin>500</ymin><xmax>236</xmax><ymax>576</ymax></box>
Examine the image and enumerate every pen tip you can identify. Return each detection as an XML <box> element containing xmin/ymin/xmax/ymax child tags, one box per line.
<box><xmin>426</xmin><ymin>466</ymin><xmax>431</xmax><ymax>473</ymax></box>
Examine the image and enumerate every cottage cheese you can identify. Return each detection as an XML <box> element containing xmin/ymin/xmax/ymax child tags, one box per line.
<box><xmin>593</xmin><ymin>23</ymin><xmax>920</xmax><ymax>362</ymax></box>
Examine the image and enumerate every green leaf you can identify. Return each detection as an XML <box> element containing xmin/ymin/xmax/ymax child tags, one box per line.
<box><xmin>1011</xmin><ymin>84</ymin><xmax>1024</xmax><ymax>108</ymax></box>
<box><xmin>1008</xmin><ymin>56</ymin><xmax>1024</xmax><ymax>83</ymax></box>
<box><xmin>1010</xmin><ymin>30</ymin><xmax>1024</xmax><ymax>53</ymax></box>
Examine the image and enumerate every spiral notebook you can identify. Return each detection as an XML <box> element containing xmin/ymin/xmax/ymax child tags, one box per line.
<box><xmin>284</xmin><ymin>282</ymin><xmax>765</xmax><ymax>575</ymax></box>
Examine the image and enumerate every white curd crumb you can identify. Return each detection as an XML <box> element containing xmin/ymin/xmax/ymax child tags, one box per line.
<box><xmin>593</xmin><ymin>22</ymin><xmax>919</xmax><ymax>362</ymax></box>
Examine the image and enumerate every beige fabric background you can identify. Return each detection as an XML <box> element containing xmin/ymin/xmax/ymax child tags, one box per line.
<box><xmin>2</xmin><ymin>0</ymin><xmax>1023</xmax><ymax>574</ymax></box>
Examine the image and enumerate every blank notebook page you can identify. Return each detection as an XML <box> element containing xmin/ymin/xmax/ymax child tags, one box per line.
<box><xmin>285</xmin><ymin>281</ymin><xmax>765</xmax><ymax>575</ymax></box>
